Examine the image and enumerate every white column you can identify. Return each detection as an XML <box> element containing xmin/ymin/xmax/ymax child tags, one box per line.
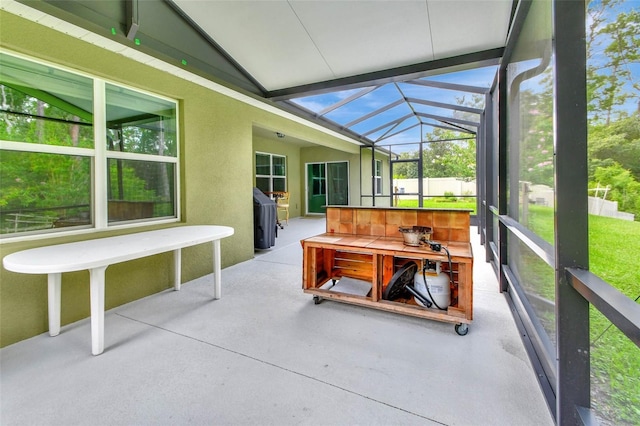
<box><xmin>89</xmin><ymin>266</ymin><xmax>107</xmax><ymax>355</ymax></box>
<box><xmin>213</xmin><ymin>240</ymin><xmax>221</xmax><ymax>299</ymax></box>
<box><xmin>47</xmin><ymin>273</ymin><xmax>62</xmax><ymax>336</ymax></box>
<box><xmin>174</xmin><ymin>248</ymin><xmax>182</xmax><ymax>290</ymax></box>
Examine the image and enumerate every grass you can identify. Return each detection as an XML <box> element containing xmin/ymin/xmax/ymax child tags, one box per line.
<box><xmin>396</xmin><ymin>198</ymin><xmax>477</xmax><ymax>214</ymax></box>
<box><xmin>525</xmin><ymin>205</ymin><xmax>640</xmax><ymax>424</ymax></box>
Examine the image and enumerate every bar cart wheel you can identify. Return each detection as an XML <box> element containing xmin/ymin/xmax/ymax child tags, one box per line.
<box><xmin>455</xmin><ymin>323</ymin><xmax>469</xmax><ymax>336</ymax></box>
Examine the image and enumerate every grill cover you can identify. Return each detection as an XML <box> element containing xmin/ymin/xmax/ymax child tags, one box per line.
<box><xmin>253</xmin><ymin>188</ymin><xmax>276</xmax><ymax>249</ymax></box>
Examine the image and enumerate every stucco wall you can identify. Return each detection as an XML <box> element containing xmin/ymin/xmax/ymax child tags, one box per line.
<box><xmin>252</xmin><ymin>133</ymin><xmax>303</xmax><ymax>218</ymax></box>
<box><xmin>0</xmin><ymin>11</ymin><xmax>359</xmax><ymax>347</ymax></box>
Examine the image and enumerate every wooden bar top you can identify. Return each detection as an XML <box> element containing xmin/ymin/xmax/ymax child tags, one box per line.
<box><xmin>324</xmin><ymin>205</ymin><xmax>473</xmax><ymax>212</ymax></box>
<box><xmin>324</xmin><ymin>206</ymin><xmax>471</xmax><ymax>243</ymax></box>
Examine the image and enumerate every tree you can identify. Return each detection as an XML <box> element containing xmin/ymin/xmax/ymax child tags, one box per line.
<box><xmin>423</xmin><ymin>129</ymin><xmax>476</xmax><ymax>179</ymax></box>
<box><xmin>587</xmin><ymin>1</ymin><xmax>640</xmax><ymax>123</ymax></box>
<box><xmin>589</xmin><ymin>115</ymin><xmax>640</xmax><ymax>180</ymax></box>
<box><xmin>591</xmin><ymin>162</ymin><xmax>640</xmax><ymax>216</ymax></box>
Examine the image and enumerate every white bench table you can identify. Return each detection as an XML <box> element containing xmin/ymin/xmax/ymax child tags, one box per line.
<box><xmin>3</xmin><ymin>225</ymin><xmax>234</xmax><ymax>355</ymax></box>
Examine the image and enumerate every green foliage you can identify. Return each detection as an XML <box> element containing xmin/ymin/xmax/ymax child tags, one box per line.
<box><xmin>589</xmin><ymin>115</ymin><xmax>640</xmax><ymax>180</ymax></box>
<box><xmin>0</xmin><ymin>85</ymin><xmax>93</xmax><ymax>148</ymax></box>
<box><xmin>591</xmin><ymin>162</ymin><xmax>640</xmax><ymax>217</ymax></box>
<box><xmin>442</xmin><ymin>191</ymin><xmax>458</xmax><ymax>202</ymax></box>
<box><xmin>518</xmin><ymin>69</ymin><xmax>555</xmax><ymax>187</ymax></box>
<box><xmin>392</xmin><ymin>129</ymin><xmax>476</xmax><ymax>180</ymax></box>
<box><xmin>108</xmin><ymin>161</ymin><xmax>158</xmax><ymax>202</ymax></box>
<box><xmin>0</xmin><ymin>151</ymin><xmax>91</xmax><ymax>210</ymax></box>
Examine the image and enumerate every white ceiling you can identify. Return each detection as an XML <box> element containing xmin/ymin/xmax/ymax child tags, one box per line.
<box><xmin>172</xmin><ymin>0</ymin><xmax>513</xmax><ymax>92</ymax></box>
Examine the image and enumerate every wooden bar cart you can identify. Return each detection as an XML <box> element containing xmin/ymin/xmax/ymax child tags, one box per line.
<box><xmin>301</xmin><ymin>206</ymin><xmax>474</xmax><ymax>335</ymax></box>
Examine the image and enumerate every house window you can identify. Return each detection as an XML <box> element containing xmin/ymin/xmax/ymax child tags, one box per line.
<box><xmin>255</xmin><ymin>152</ymin><xmax>286</xmax><ymax>192</ymax></box>
<box><xmin>374</xmin><ymin>159</ymin><xmax>383</xmax><ymax>195</ymax></box>
<box><xmin>0</xmin><ymin>52</ymin><xmax>179</xmax><ymax>238</ymax></box>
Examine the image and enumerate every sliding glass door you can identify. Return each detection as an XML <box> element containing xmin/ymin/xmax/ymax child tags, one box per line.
<box><xmin>306</xmin><ymin>161</ymin><xmax>349</xmax><ymax>214</ymax></box>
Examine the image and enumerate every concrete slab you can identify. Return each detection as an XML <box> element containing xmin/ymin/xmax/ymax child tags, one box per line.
<box><xmin>0</xmin><ymin>217</ymin><xmax>554</xmax><ymax>425</ymax></box>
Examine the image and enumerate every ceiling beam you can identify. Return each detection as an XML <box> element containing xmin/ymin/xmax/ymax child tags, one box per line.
<box><xmin>361</xmin><ymin>114</ymin><xmax>415</xmax><ymax>137</ymax></box>
<box><xmin>405</xmin><ymin>79</ymin><xmax>489</xmax><ymax>94</ymax></box>
<box><xmin>375</xmin><ymin>122</ymin><xmax>421</xmax><ymax>143</ymax></box>
<box><xmin>278</xmin><ymin>100</ymin><xmax>374</xmax><ymax>146</ymax></box>
<box><xmin>416</xmin><ymin>112</ymin><xmax>479</xmax><ymax>127</ymax></box>
<box><xmin>420</xmin><ymin>120</ymin><xmax>476</xmax><ymax>134</ymax></box>
<box><xmin>267</xmin><ymin>48</ymin><xmax>503</xmax><ymax>101</ymax></box>
<box><xmin>316</xmin><ymin>86</ymin><xmax>379</xmax><ymax>116</ymax></box>
<box><xmin>405</xmin><ymin>97</ymin><xmax>483</xmax><ymax>114</ymax></box>
<box><xmin>344</xmin><ymin>98</ymin><xmax>405</xmax><ymax>128</ymax></box>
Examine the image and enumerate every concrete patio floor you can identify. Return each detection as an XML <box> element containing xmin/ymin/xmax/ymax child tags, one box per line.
<box><xmin>0</xmin><ymin>216</ymin><xmax>554</xmax><ymax>425</ymax></box>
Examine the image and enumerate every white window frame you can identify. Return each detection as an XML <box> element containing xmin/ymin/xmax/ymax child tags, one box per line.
<box><xmin>374</xmin><ymin>159</ymin><xmax>383</xmax><ymax>195</ymax></box>
<box><xmin>0</xmin><ymin>50</ymin><xmax>180</xmax><ymax>243</ymax></box>
<box><xmin>255</xmin><ymin>151</ymin><xmax>286</xmax><ymax>192</ymax></box>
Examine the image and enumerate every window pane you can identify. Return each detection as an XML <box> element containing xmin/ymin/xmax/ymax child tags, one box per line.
<box><xmin>107</xmin><ymin>158</ymin><xmax>175</xmax><ymax>222</ymax></box>
<box><xmin>375</xmin><ymin>177</ymin><xmax>382</xmax><ymax>195</ymax></box>
<box><xmin>508</xmin><ymin>233</ymin><xmax>556</xmax><ymax>348</ymax></box>
<box><xmin>375</xmin><ymin>159</ymin><xmax>382</xmax><ymax>195</ymax></box>
<box><xmin>272</xmin><ymin>155</ymin><xmax>286</xmax><ymax>176</ymax></box>
<box><xmin>272</xmin><ymin>177</ymin><xmax>286</xmax><ymax>192</ymax></box>
<box><xmin>0</xmin><ymin>53</ymin><xmax>93</xmax><ymax>148</ymax></box>
<box><xmin>590</xmin><ymin>312</ymin><xmax>640</xmax><ymax>425</ymax></box>
<box><xmin>506</xmin><ymin>1</ymin><xmax>554</xmax><ymax>242</ymax></box>
<box><xmin>0</xmin><ymin>150</ymin><xmax>91</xmax><ymax>234</ymax></box>
<box><xmin>588</xmin><ymin>217</ymin><xmax>640</xmax><ymax>424</ymax></box>
<box><xmin>422</xmin><ymin>138</ymin><xmax>476</xmax><ymax>182</ymax></box>
<box><xmin>312</xmin><ymin>164</ymin><xmax>326</xmax><ymax>196</ymax></box>
<box><xmin>504</xmin><ymin>0</ymin><xmax>557</xmax><ymax>393</ymax></box>
<box><xmin>256</xmin><ymin>177</ymin><xmax>270</xmax><ymax>193</ymax></box>
<box><xmin>106</xmin><ymin>84</ymin><xmax>176</xmax><ymax>157</ymax></box>
<box><xmin>327</xmin><ymin>162</ymin><xmax>348</xmax><ymax>205</ymax></box>
<box><xmin>255</xmin><ymin>154</ymin><xmax>270</xmax><ymax>176</ymax></box>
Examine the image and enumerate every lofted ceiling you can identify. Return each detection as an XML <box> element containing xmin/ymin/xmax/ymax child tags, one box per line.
<box><xmin>5</xmin><ymin>0</ymin><xmax>516</xmax><ymax>146</ymax></box>
<box><xmin>168</xmin><ymin>0</ymin><xmax>514</xmax><ymax>146</ymax></box>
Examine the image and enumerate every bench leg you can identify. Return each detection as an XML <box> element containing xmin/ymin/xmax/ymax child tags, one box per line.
<box><xmin>213</xmin><ymin>239</ymin><xmax>221</xmax><ymax>299</ymax></box>
<box><xmin>174</xmin><ymin>248</ymin><xmax>182</xmax><ymax>291</ymax></box>
<box><xmin>47</xmin><ymin>273</ymin><xmax>62</xmax><ymax>337</ymax></box>
<box><xmin>89</xmin><ymin>266</ymin><xmax>107</xmax><ymax>355</ymax></box>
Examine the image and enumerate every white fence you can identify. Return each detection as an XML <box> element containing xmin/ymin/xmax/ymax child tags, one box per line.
<box><xmin>588</xmin><ymin>197</ymin><xmax>635</xmax><ymax>221</ymax></box>
<box><xmin>527</xmin><ymin>184</ymin><xmax>634</xmax><ymax>221</ymax></box>
<box><xmin>393</xmin><ymin>178</ymin><xmax>476</xmax><ymax>196</ymax></box>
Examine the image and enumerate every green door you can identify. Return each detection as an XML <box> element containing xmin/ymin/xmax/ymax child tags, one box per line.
<box><xmin>307</xmin><ymin>163</ymin><xmax>326</xmax><ymax>214</ymax></box>
<box><xmin>306</xmin><ymin>162</ymin><xmax>349</xmax><ymax>214</ymax></box>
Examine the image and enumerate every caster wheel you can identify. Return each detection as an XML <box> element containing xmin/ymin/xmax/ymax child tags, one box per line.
<box><xmin>455</xmin><ymin>323</ymin><xmax>469</xmax><ymax>336</ymax></box>
<box><xmin>313</xmin><ymin>295</ymin><xmax>322</xmax><ymax>305</ymax></box>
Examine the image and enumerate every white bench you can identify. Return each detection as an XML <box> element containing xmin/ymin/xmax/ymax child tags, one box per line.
<box><xmin>3</xmin><ymin>225</ymin><xmax>234</xmax><ymax>355</ymax></box>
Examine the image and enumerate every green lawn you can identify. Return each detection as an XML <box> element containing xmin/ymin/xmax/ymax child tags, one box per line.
<box><xmin>525</xmin><ymin>205</ymin><xmax>640</xmax><ymax>424</ymax></box>
<box><xmin>396</xmin><ymin>198</ymin><xmax>477</xmax><ymax>214</ymax></box>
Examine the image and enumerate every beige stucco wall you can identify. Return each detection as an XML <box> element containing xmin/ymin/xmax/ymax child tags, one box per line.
<box><xmin>0</xmin><ymin>11</ymin><xmax>360</xmax><ymax>347</ymax></box>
